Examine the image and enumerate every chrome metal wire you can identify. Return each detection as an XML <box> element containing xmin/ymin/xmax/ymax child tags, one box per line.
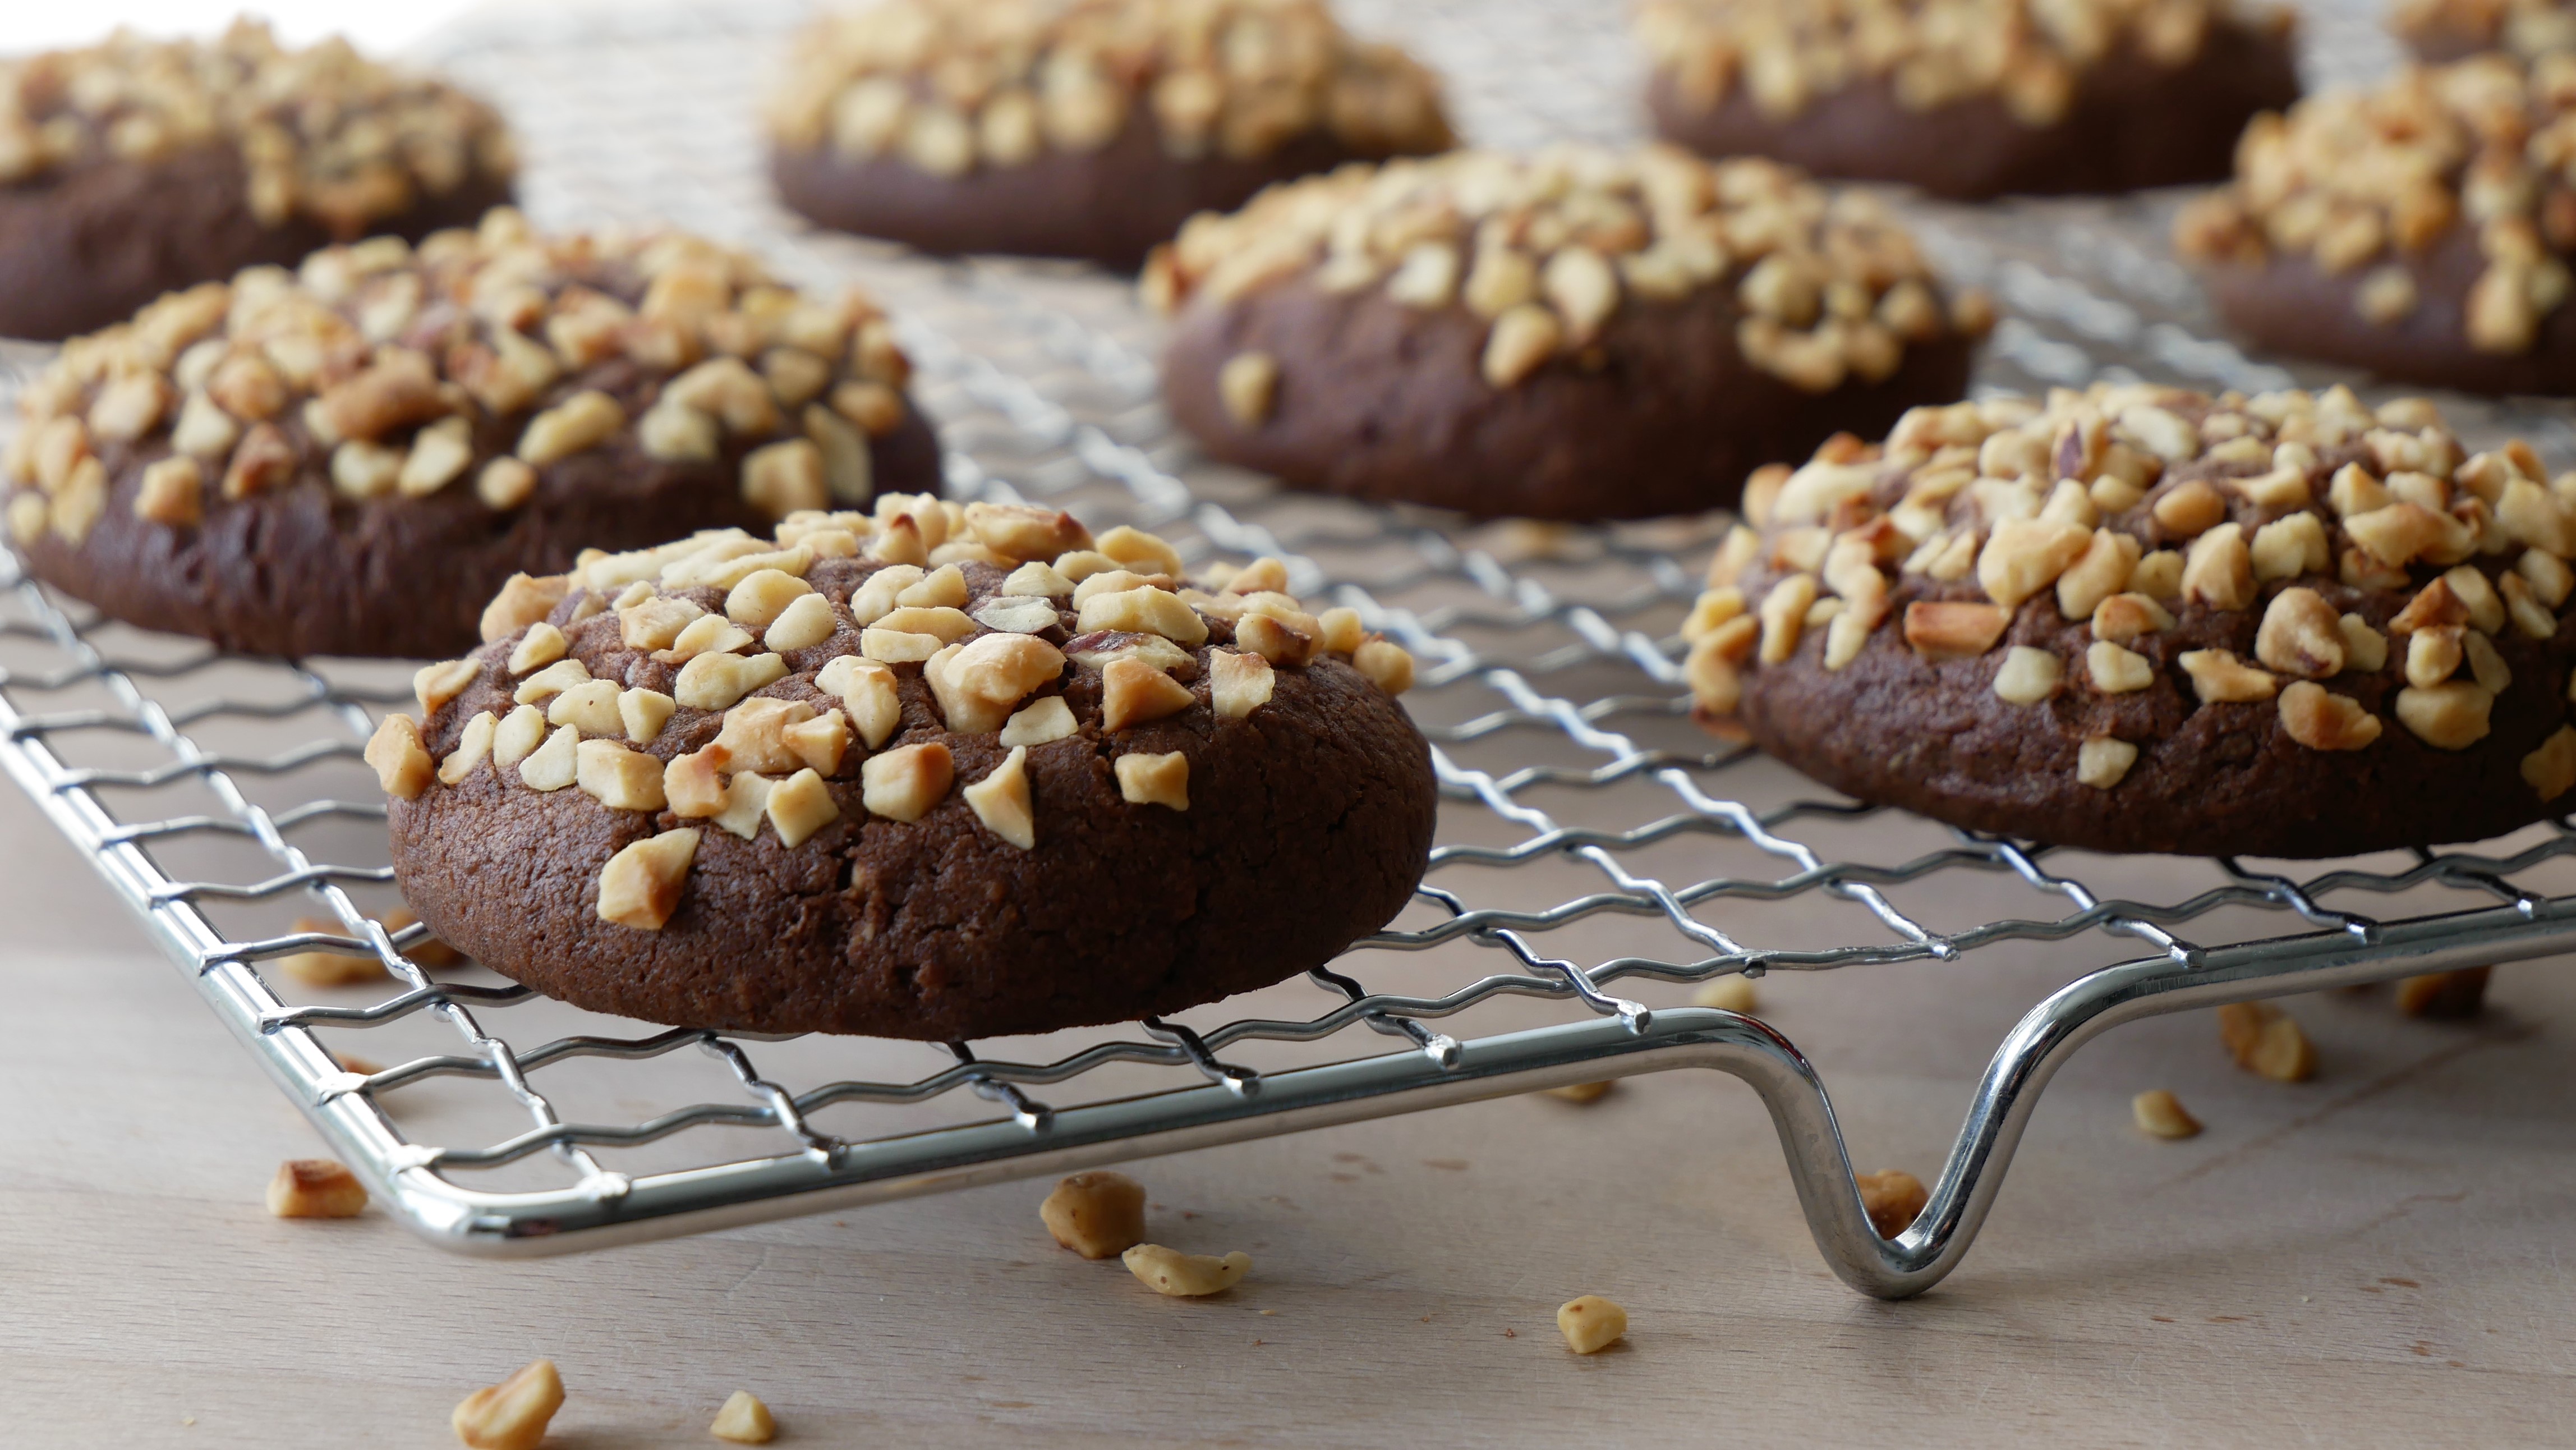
<box><xmin>4</xmin><ymin>0</ymin><xmax>2573</xmax><ymax>1297</ymax></box>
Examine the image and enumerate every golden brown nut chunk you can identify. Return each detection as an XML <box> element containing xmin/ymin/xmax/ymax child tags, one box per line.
<box><xmin>711</xmin><ymin>1390</ymin><xmax>776</xmax><ymax>1444</ymax></box>
<box><xmin>2395</xmin><ymin>967</ymin><xmax>2491</xmax><ymax>1018</ymax></box>
<box><xmin>2216</xmin><ymin>1001</ymin><xmax>2316</xmax><ymax>1082</ymax></box>
<box><xmin>1041</xmin><ymin>1171</ymin><xmax>1147</xmax><ymax>1260</ymax></box>
<box><xmin>2131</xmin><ymin>1089</ymin><xmax>2203</xmax><ymax>1140</ymax></box>
<box><xmin>1855</xmin><ymin>1167</ymin><xmax>1928</xmax><ymax>1238</ymax></box>
<box><xmin>1123</xmin><ymin>1243</ymin><xmax>1251</xmax><ymax>1297</ymax></box>
<box><xmin>1556</xmin><ymin>1295</ymin><xmax>1628</xmax><ymax>1355</ymax></box>
<box><xmin>453</xmin><ymin>1359</ymin><xmax>564</xmax><ymax>1450</ymax></box>
<box><xmin>1543</xmin><ymin>1081</ymin><xmax>1615</xmax><ymax>1103</ymax></box>
<box><xmin>265</xmin><ymin>1158</ymin><xmax>367</xmax><ymax>1218</ymax></box>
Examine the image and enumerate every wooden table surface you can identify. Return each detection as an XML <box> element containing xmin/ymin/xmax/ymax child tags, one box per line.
<box><xmin>9</xmin><ymin>759</ymin><xmax>2576</xmax><ymax>1449</ymax></box>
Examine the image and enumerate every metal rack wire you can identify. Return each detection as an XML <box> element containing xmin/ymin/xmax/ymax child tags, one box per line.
<box><xmin>6</xmin><ymin>0</ymin><xmax>2576</xmax><ymax>1299</ymax></box>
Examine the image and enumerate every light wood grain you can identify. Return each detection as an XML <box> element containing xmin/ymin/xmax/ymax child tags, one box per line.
<box><xmin>7</xmin><ymin>764</ymin><xmax>2576</xmax><ymax>1448</ymax></box>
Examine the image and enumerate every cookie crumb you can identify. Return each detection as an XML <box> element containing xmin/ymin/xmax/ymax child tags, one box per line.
<box><xmin>265</xmin><ymin>1158</ymin><xmax>366</xmax><ymax>1218</ymax></box>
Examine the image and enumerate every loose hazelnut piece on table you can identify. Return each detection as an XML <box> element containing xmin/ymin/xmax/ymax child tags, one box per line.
<box><xmin>1692</xmin><ymin>976</ymin><xmax>1758</xmax><ymax>1012</ymax></box>
<box><xmin>0</xmin><ymin>212</ymin><xmax>939</xmax><ymax>659</ymax></box>
<box><xmin>1123</xmin><ymin>1243</ymin><xmax>1252</xmax><ymax>1297</ymax></box>
<box><xmin>1688</xmin><ymin>382</ymin><xmax>2576</xmax><ymax>857</ymax></box>
<box><xmin>2178</xmin><ymin>52</ymin><xmax>2576</xmax><ymax>395</ymax></box>
<box><xmin>1855</xmin><ymin>1168</ymin><xmax>1929</xmax><ymax>1237</ymax></box>
<box><xmin>1042</xmin><ymin>1171</ymin><xmax>1148</xmax><ymax>1260</ymax></box>
<box><xmin>2132</xmin><ymin>1089</ymin><xmax>2204</xmax><ymax>1140</ymax></box>
<box><xmin>765</xmin><ymin>0</ymin><xmax>1455</xmax><ymax>269</ymax></box>
<box><xmin>0</xmin><ymin>20</ymin><xmax>518</xmax><ymax>341</ymax></box>
<box><xmin>1151</xmin><ymin>144</ymin><xmax>1986</xmax><ymax>521</ymax></box>
<box><xmin>1637</xmin><ymin>0</ymin><xmax>2299</xmax><ymax>200</ymax></box>
<box><xmin>1556</xmin><ymin>1295</ymin><xmax>1629</xmax><ymax>1355</ymax></box>
<box><xmin>452</xmin><ymin>1359</ymin><xmax>564</xmax><ymax>1450</ymax></box>
<box><xmin>375</xmin><ymin>508</ymin><xmax>1439</xmax><ymax>1041</ymax></box>
<box><xmin>2218</xmin><ymin>1002</ymin><xmax>2317</xmax><ymax>1082</ymax></box>
<box><xmin>711</xmin><ymin>1390</ymin><xmax>777</xmax><ymax>1444</ymax></box>
<box><xmin>273</xmin><ymin>916</ymin><xmax>388</xmax><ymax>988</ymax></box>
<box><xmin>2396</xmin><ymin>967</ymin><xmax>2493</xmax><ymax>1017</ymax></box>
<box><xmin>1544</xmin><ymin>1081</ymin><xmax>1616</xmax><ymax>1103</ymax></box>
<box><xmin>265</xmin><ymin>1158</ymin><xmax>367</xmax><ymax>1218</ymax></box>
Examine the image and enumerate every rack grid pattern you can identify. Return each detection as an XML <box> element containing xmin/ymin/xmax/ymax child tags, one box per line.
<box><xmin>6</xmin><ymin>0</ymin><xmax>2576</xmax><ymax>1297</ymax></box>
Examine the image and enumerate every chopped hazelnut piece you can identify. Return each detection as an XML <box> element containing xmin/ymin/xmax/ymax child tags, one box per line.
<box><xmin>2396</xmin><ymin>967</ymin><xmax>2492</xmax><ymax>1019</ymax></box>
<box><xmin>576</xmin><ymin>740</ymin><xmax>669</xmax><ymax>812</ymax></box>
<box><xmin>620</xmin><ymin>595</ymin><xmax>706</xmax><ymax>651</ymax></box>
<box><xmin>414</xmin><ymin>658</ymin><xmax>479</xmax><ymax>717</ymax></box>
<box><xmin>2086</xmin><ymin>640</ymin><xmax>2153</xmax><ymax>694</ymax></box>
<box><xmin>2129</xmin><ymin>549</ymin><xmax>2185</xmax><ymax>600</ymax></box>
<box><xmin>275</xmin><ymin>915</ymin><xmax>387</xmax><ymax>988</ymax></box>
<box><xmin>765</xmin><ymin>768</ymin><xmax>840</xmax><ymax>847</ymax></box>
<box><xmin>2522</xmin><ymin>726</ymin><xmax>2576</xmax><ymax>801</ymax></box>
<box><xmin>480</xmin><ymin>573</ymin><xmax>569</xmax><ymax>643</ymax></box>
<box><xmin>2217</xmin><ymin>1001</ymin><xmax>2315</xmax><ymax>1082</ymax></box>
<box><xmin>2249</xmin><ymin>513</ymin><xmax>2329</xmax><ymax>581</ymax></box>
<box><xmin>676</xmin><ymin>651</ymin><xmax>789</xmax><ymax>711</ymax></box>
<box><xmin>1122</xmin><ymin>1243</ymin><xmax>1250</xmax><ymax>1297</ymax></box>
<box><xmin>438</xmin><ymin>711</ymin><xmax>498</xmax><ymax>786</ymax></box>
<box><xmin>929</xmin><ymin>633</ymin><xmax>1069</xmax><ymax>732</ymax></box>
<box><xmin>365</xmin><ymin>715</ymin><xmax>434</xmax><ymax>799</ymax></box>
<box><xmin>2339</xmin><ymin>613</ymin><xmax>2390</xmax><ymax>672</ymax></box>
<box><xmin>2055</xmin><ymin>529</ymin><xmax>2140</xmax><ymax>621</ymax></box>
<box><xmin>2254</xmin><ymin>588</ymin><xmax>2345</xmax><ymax>678</ymax></box>
<box><xmin>508</xmin><ymin>623</ymin><xmax>569</xmax><ymax>677</ymax></box>
<box><xmin>2132</xmin><ymin>1089</ymin><xmax>2202</xmax><ymax>1140</ymax></box>
<box><xmin>2076</xmin><ymin>735</ymin><xmax>2138</xmax><ymax>790</ymax></box>
<box><xmin>1042</xmin><ymin>1170</ymin><xmax>1147</xmax><ymax>1259</ymax></box>
<box><xmin>1002</xmin><ymin>561</ymin><xmax>1077</xmax><ymax>598</ymax></box>
<box><xmin>716</xmin><ymin>697</ymin><xmax>822</xmax><ymax>774</ymax></box>
<box><xmin>2501</xmin><ymin>572</ymin><xmax>2559</xmax><ymax>640</ymax></box>
<box><xmin>1856</xmin><ymin>1169</ymin><xmax>1928</xmax><ymax>1237</ymax></box>
<box><xmin>517</xmin><ymin>389</ymin><xmax>624</xmax><ymax>467</ymax></box>
<box><xmin>712</xmin><ymin>1391</ymin><xmax>776</xmax><ymax>1444</ymax></box>
<box><xmin>1483</xmin><ymin>304</ymin><xmax>1563</xmax><ymax>387</ymax></box>
<box><xmin>518</xmin><ymin>726</ymin><xmax>580</xmax><ymax>792</ymax></box>
<box><xmin>742</xmin><ymin>438</ymin><xmax>831</xmax><ymax>517</ymax></box>
<box><xmin>966</xmin><ymin>502</ymin><xmax>1089</xmax><ymax>562</ymax></box>
<box><xmin>664</xmin><ymin>745</ymin><xmax>730</xmax><ymax>818</ymax></box>
<box><xmin>1555</xmin><ymin>1294</ymin><xmax>1628</xmax><ymax>1354</ymax></box>
<box><xmin>963</xmin><ymin>745</ymin><xmax>1037</xmax><ymax>848</ymax></box>
<box><xmin>2394</xmin><ymin>681</ymin><xmax>2493</xmax><ymax>750</ymax></box>
<box><xmin>2149</xmin><ymin>478</ymin><xmax>2227</xmax><ymax>537</ymax></box>
<box><xmin>1096</xmin><ymin>525</ymin><xmax>1184</xmax><ymax>577</ymax></box>
<box><xmin>1692</xmin><ymin>976</ymin><xmax>1757</xmax><ymax>1012</ymax></box>
<box><xmin>1977</xmin><ymin>518</ymin><xmax>2092</xmax><ymax>610</ymax></box>
<box><xmin>513</xmin><ymin>658</ymin><xmax>593</xmax><ymax>706</ymax></box>
<box><xmin>2276</xmin><ymin>682</ymin><xmax>2382</xmax><ymax>751</ymax></box>
<box><xmin>266</xmin><ymin>1158</ymin><xmax>367</xmax><ymax>1218</ymax></box>
<box><xmin>1353</xmin><ymin>639</ymin><xmax>1416</xmax><ymax>695</ymax></box>
<box><xmin>1318</xmin><ymin>607</ymin><xmax>1365</xmax><ymax>655</ymax></box>
<box><xmin>2178</xmin><ymin>649</ymin><xmax>2277</xmax><ymax>704</ymax></box>
<box><xmin>597</xmin><ymin>828</ymin><xmax>701</xmax><ymax>930</ymax></box>
<box><xmin>1115</xmin><ymin>749</ymin><xmax>1190</xmax><ymax>810</ymax></box>
<box><xmin>1991</xmin><ymin>645</ymin><xmax>2060</xmax><ymax>704</ymax></box>
<box><xmin>2180</xmin><ymin>522</ymin><xmax>2255</xmax><ymax>611</ymax></box>
<box><xmin>725</xmin><ymin>568</ymin><xmax>814</xmax><ymax>630</ymax></box>
<box><xmin>1235</xmin><ymin>608</ymin><xmax>1322</xmax><ymax>665</ymax></box>
<box><xmin>1208</xmin><ymin>650</ymin><xmax>1275</xmax><ymax>719</ymax></box>
<box><xmin>817</xmin><ymin>655</ymin><xmax>903</xmax><ymax>748</ymax></box>
<box><xmin>1079</xmin><ymin>585</ymin><xmax>1211</xmax><ymax>647</ymax></box>
<box><xmin>783</xmin><ymin>711</ymin><xmax>847</xmax><ymax>773</ymax></box>
<box><xmin>762</xmin><ymin>591</ymin><xmax>842</xmax><ymax>650</ymax></box>
<box><xmin>1903</xmin><ymin>600</ymin><xmax>2009</xmax><ymax>658</ymax></box>
<box><xmin>2442</xmin><ymin>566</ymin><xmax>2506</xmax><ymax>635</ymax></box>
<box><xmin>1544</xmin><ymin>1081</ymin><xmax>1614</xmax><ymax>1103</ymax></box>
<box><xmin>1219</xmin><ymin>351</ymin><xmax>1280</xmax><ymax>426</ymax></box>
<box><xmin>1102</xmin><ymin>657</ymin><xmax>1197</xmax><ymax>732</ymax></box>
<box><xmin>1757</xmin><ymin>573</ymin><xmax>1820</xmax><ymax>663</ymax></box>
<box><xmin>618</xmin><ymin>688</ymin><xmax>677</xmax><ymax>745</ymax></box>
<box><xmin>134</xmin><ymin>455</ymin><xmax>204</xmax><ymax>526</ymax></box>
<box><xmin>548</xmin><ymin>680</ymin><xmax>625</xmax><ymax>737</ymax></box>
<box><xmin>452</xmin><ymin>1359</ymin><xmax>565</xmax><ymax>1450</ymax></box>
<box><xmin>861</xmin><ymin>742</ymin><xmax>954</xmax><ymax>822</ymax></box>
<box><xmin>897</xmin><ymin>563</ymin><xmax>970</xmax><ymax>609</ymax></box>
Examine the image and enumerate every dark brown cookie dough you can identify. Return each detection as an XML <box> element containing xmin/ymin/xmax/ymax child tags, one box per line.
<box><xmin>1149</xmin><ymin>146</ymin><xmax>1986</xmax><ymax>521</ymax></box>
<box><xmin>4</xmin><ymin>215</ymin><xmax>939</xmax><ymax>660</ymax></box>
<box><xmin>372</xmin><ymin>510</ymin><xmax>1436</xmax><ymax>1040</ymax></box>
<box><xmin>2177</xmin><ymin>54</ymin><xmax>2576</xmax><ymax>397</ymax></box>
<box><xmin>763</xmin><ymin>0</ymin><xmax>1453</xmax><ymax>269</ymax></box>
<box><xmin>1636</xmin><ymin>0</ymin><xmax>2297</xmax><ymax>199</ymax></box>
<box><xmin>0</xmin><ymin>21</ymin><xmax>519</xmax><ymax>341</ymax></box>
<box><xmin>1686</xmin><ymin>384</ymin><xmax>2576</xmax><ymax>857</ymax></box>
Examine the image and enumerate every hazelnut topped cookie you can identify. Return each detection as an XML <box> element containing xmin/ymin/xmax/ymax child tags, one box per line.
<box><xmin>0</xmin><ymin>19</ymin><xmax>518</xmax><ymax>341</ymax></box>
<box><xmin>1686</xmin><ymin>384</ymin><xmax>2576</xmax><ymax>857</ymax></box>
<box><xmin>766</xmin><ymin>0</ymin><xmax>1454</xmax><ymax>268</ymax></box>
<box><xmin>370</xmin><ymin>501</ymin><xmax>1437</xmax><ymax>1040</ymax></box>
<box><xmin>2393</xmin><ymin>0</ymin><xmax>2576</xmax><ymax>61</ymax></box>
<box><xmin>3</xmin><ymin>210</ymin><xmax>940</xmax><ymax>659</ymax></box>
<box><xmin>1637</xmin><ymin>0</ymin><xmax>2299</xmax><ymax>199</ymax></box>
<box><xmin>1149</xmin><ymin>144</ymin><xmax>1987</xmax><ymax>520</ymax></box>
<box><xmin>2178</xmin><ymin>54</ymin><xmax>2576</xmax><ymax>397</ymax></box>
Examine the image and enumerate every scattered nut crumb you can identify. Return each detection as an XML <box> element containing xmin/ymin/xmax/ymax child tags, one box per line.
<box><xmin>2217</xmin><ymin>1001</ymin><xmax>2317</xmax><ymax>1082</ymax></box>
<box><xmin>1855</xmin><ymin>1168</ymin><xmax>1928</xmax><ymax>1237</ymax></box>
<box><xmin>1692</xmin><ymin>976</ymin><xmax>1756</xmax><ymax>1012</ymax></box>
<box><xmin>2395</xmin><ymin>967</ymin><xmax>2491</xmax><ymax>1018</ymax></box>
<box><xmin>275</xmin><ymin>915</ymin><xmax>387</xmax><ymax>987</ymax></box>
<box><xmin>337</xmin><ymin>1053</ymin><xmax>385</xmax><ymax>1077</ymax></box>
<box><xmin>710</xmin><ymin>1390</ymin><xmax>776</xmax><ymax>1444</ymax></box>
<box><xmin>265</xmin><ymin>1158</ymin><xmax>366</xmax><ymax>1219</ymax></box>
<box><xmin>1556</xmin><ymin>1295</ymin><xmax>1627</xmax><ymax>1354</ymax></box>
<box><xmin>1543</xmin><ymin>1081</ymin><xmax>1613</xmax><ymax>1103</ymax></box>
<box><xmin>1123</xmin><ymin>1243</ymin><xmax>1250</xmax><ymax>1297</ymax></box>
<box><xmin>1041</xmin><ymin>1171</ymin><xmax>1147</xmax><ymax>1259</ymax></box>
<box><xmin>453</xmin><ymin>1359</ymin><xmax>563</xmax><ymax>1450</ymax></box>
<box><xmin>2132</xmin><ymin>1089</ymin><xmax>2202</xmax><ymax>1140</ymax></box>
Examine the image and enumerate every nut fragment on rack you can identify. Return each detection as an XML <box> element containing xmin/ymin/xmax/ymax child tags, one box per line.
<box><xmin>277</xmin><ymin>915</ymin><xmax>388</xmax><ymax>987</ymax></box>
<box><xmin>1855</xmin><ymin>1168</ymin><xmax>1928</xmax><ymax>1237</ymax></box>
<box><xmin>711</xmin><ymin>1391</ymin><xmax>778</xmax><ymax>1445</ymax></box>
<box><xmin>452</xmin><ymin>1359</ymin><xmax>564</xmax><ymax>1450</ymax></box>
<box><xmin>1555</xmin><ymin>1295</ymin><xmax>1627</xmax><ymax>1355</ymax></box>
<box><xmin>365</xmin><ymin>715</ymin><xmax>435</xmax><ymax>799</ymax></box>
<box><xmin>265</xmin><ymin>1158</ymin><xmax>367</xmax><ymax>1219</ymax></box>
<box><xmin>1692</xmin><ymin>976</ymin><xmax>1758</xmax><ymax>1012</ymax></box>
<box><xmin>1543</xmin><ymin>1081</ymin><xmax>1616</xmax><ymax>1104</ymax></box>
<box><xmin>1123</xmin><ymin>1243</ymin><xmax>1251</xmax><ymax>1297</ymax></box>
<box><xmin>2131</xmin><ymin>1089</ymin><xmax>2203</xmax><ymax>1140</ymax></box>
<box><xmin>2216</xmin><ymin>1001</ymin><xmax>2316</xmax><ymax>1082</ymax></box>
<box><xmin>2395</xmin><ymin>967</ymin><xmax>2493</xmax><ymax>1018</ymax></box>
<box><xmin>1041</xmin><ymin>1171</ymin><xmax>1148</xmax><ymax>1259</ymax></box>
<box><xmin>597</xmin><ymin>828</ymin><xmax>701</xmax><ymax>930</ymax></box>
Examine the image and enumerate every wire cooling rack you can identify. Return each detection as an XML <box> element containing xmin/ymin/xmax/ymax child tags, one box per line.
<box><xmin>7</xmin><ymin>0</ymin><xmax>2576</xmax><ymax>1301</ymax></box>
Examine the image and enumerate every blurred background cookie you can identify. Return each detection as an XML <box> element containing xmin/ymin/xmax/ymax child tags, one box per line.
<box><xmin>765</xmin><ymin>0</ymin><xmax>1455</xmax><ymax>269</ymax></box>
<box><xmin>1686</xmin><ymin>384</ymin><xmax>2576</xmax><ymax>856</ymax></box>
<box><xmin>0</xmin><ymin>19</ymin><xmax>517</xmax><ymax>341</ymax></box>
<box><xmin>2</xmin><ymin>212</ymin><xmax>940</xmax><ymax>659</ymax></box>
<box><xmin>2391</xmin><ymin>0</ymin><xmax>2576</xmax><ymax>60</ymax></box>
<box><xmin>1149</xmin><ymin>144</ymin><xmax>1987</xmax><ymax>521</ymax></box>
<box><xmin>2177</xmin><ymin>53</ymin><xmax>2576</xmax><ymax>396</ymax></box>
<box><xmin>1636</xmin><ymin>0</ymin><xmax>2300</xmax><ymax>199</ymax></box>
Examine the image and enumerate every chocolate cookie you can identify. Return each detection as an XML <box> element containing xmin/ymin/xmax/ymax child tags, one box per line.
<box><xmin>1685</xmin><ymin>384</ymin><xmax>2576</xmax><ymax>857</ymax></box>
<box><xmin>1637</xmin><ymin>0</ymin><xmax>2299</xmax><ymax>199</ymax></box>
<box><xmin>765</xmin><ymin>0</ymin><xmax>1453</xmax><ymax>269</ymax></box>
<box><xmin>3</xmin><ymin>212</ymin><xmax>940</xmax><ymax>660</ymax></box>
<box><xmin>2178</xmin><ymin>54</ymin><xmax>2576</xmax><ymax>397</ymax></box>
<box><xmin>1148</xmin><ymin>146</ymin><xmax>1987</xmax><ymax>521</ymax></box>
<box><xmin>2393</xmin><ymin>0</ymin><xmax>2576</xmax><ymax>61</ymax></box>
<box><xmin>0</xmin><ymin>20</ymin><xmax>519</xmax><ymax>341</ymax></box>
<box><xmin>369</xmin><ymin>505</ymin><xmax>1436</xmax><ymax>1040</ymax></box>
